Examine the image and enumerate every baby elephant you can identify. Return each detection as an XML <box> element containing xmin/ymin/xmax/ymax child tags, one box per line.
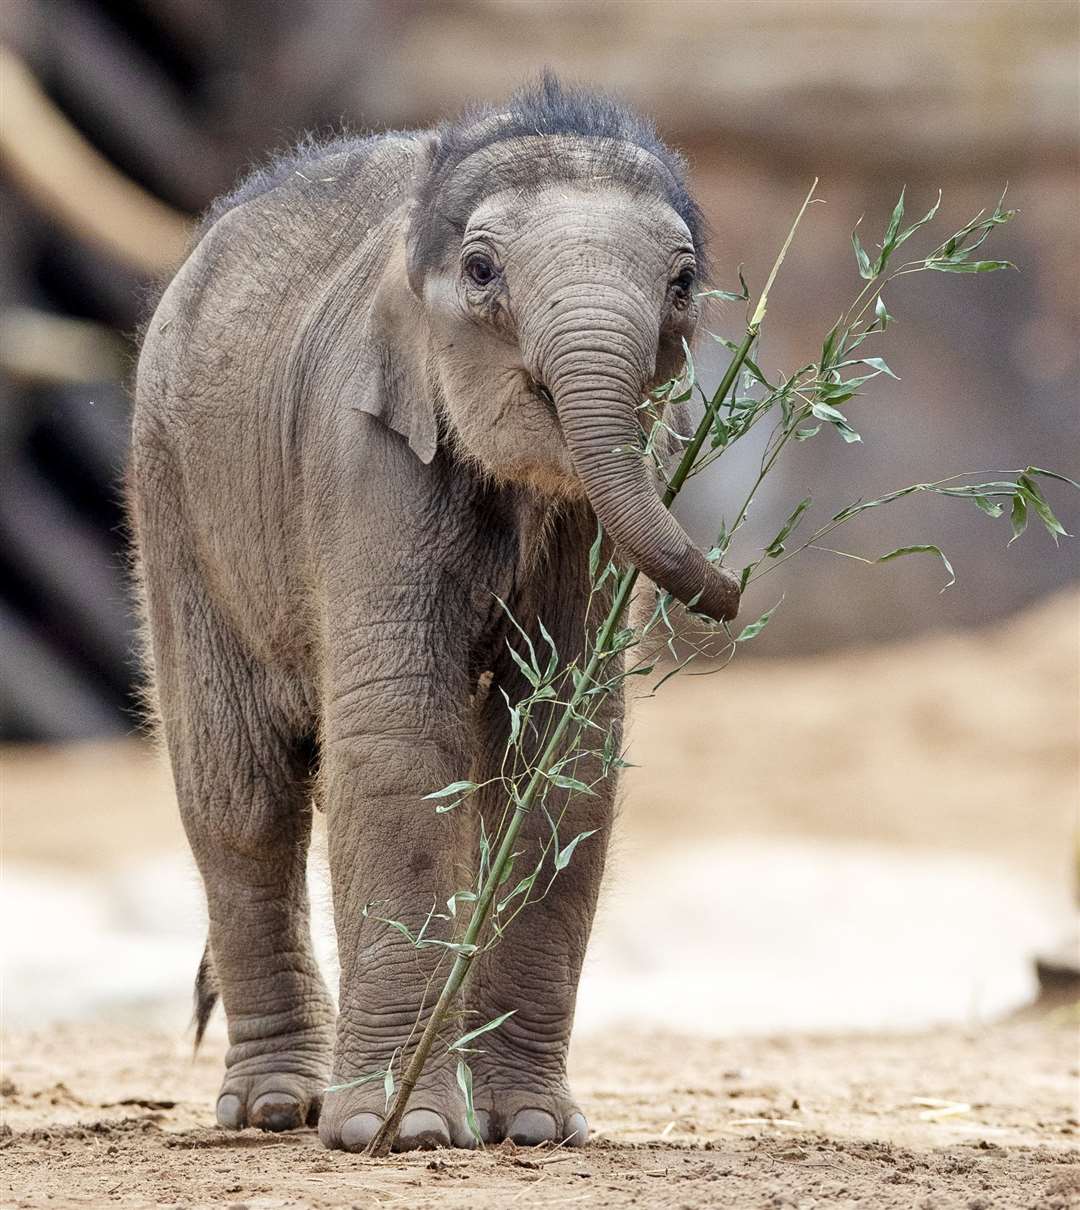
<box><xmin>130</xmin><ymin>75</ymin><xmax>737</xmax><ymax>1152</ymax></box>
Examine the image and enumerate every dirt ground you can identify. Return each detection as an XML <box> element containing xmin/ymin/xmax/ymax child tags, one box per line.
<box><xmin>3</xmin><ymin>590</ymin><xmax>1078</xmax><ymax>1207</ymax></box>
<box><xmin>2</xmin><ymin>1018</ymin><xmax>1077</xmax><ymax>1210</ymax></box>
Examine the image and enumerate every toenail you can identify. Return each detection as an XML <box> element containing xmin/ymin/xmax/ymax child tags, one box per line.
<box><xmin>340</xmin><ymin>1112</ymin><xmax>382</xmax><ymax>1151</ymax></box>
<box><xmin>565</xmin><ymin>1112</ymin><xmax>588</xmax><ymax>1146</ymax></box>
<box><xmin>216</xmin><ymin>1093</ymin><xmax>243</xmax><ymax>1130</ymax></box>
<box><xmin>508</xmin><ymin>1108</ymin><xmax>558</xmax><ymax>1146</ymax></box>
<box><xmin>396</xmin><ymin>1108</ymin><xmax>451</xmax><ymax>1151</ymax></box>
<box><xmin>250</xmin><ymin>1092</ymin><xmax>301</xmax><ymax>1132</ymax></box>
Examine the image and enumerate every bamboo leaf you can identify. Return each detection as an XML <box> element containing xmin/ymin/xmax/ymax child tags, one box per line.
<box><xmin>1023</xmin><ymin>466</ymin><xmax>1080</xmax><ymax>492</ymax></box>
<box><xmin>499</xmin><ymin>688</ymin><xmax>522</xmax><ymax>747</ymax></box>
<box><xmin>588</xmin><ymin>523</ymin><xmax>604</xmax><ymax>580</ymax></box>
<box><xmin>326</xmin><ymin>1068</ymin><xmax>388</xmax><ymax>1094</ymax></box>
<box><xmin>765</xmin><ymin>497</ymin><xmax>812</xmax><ymax>558</ymax></box>
<box><xmin>1008</xmin><ymin>493</ymin><xmax>1028</xmax><ymax>544</ymax></box>
<box><xmin>874</xmin><ymin>544</ymin><xmax>955</xmax><ymax>590</ymax></box>
<box><xmin>927</xmin><ymin>258</ymin><xmax>1015</xmax><ymax>274</ymax></box>
<box><xmin>549</xmin><ymin>773</ymin><xmax>597</xmax><ymax>796</ymax></box>
<box><xmin>1019</xmin><ymin>474</ymin><xmax>1070</xmax><ymax>540</ymax></box>
<box><xmin>810</xmin><ymin>401</ymin><xmax>861</xmax><ymax>443</ymax></box>
<box><xmin>736</xmin><ymin>599</ymin><xmax>783</xmax><ymax>642</ymax></box>
<box><xmin>895</xmin><ymin>190</ymin><xmax>942</xmax><ymax>248</ymax></box>
<box><xmin>450</xmin><ymin>1010</ymin><xmax>516</xmax><ymax>1052</ymax></box>
<box><xmin>456</xmin><ymin>1058</ymin><xmax>482</xmax><ymax>1143</ymax></box>
<box><xmin>873</xmin><ymin>188</ymin><xmax>906</xmax><ymax>274</ymax></box>
<box><xmin>384</xmin><ymin>1052</ymin><xmax>397</xmax><ymax>1107</ymax></box>
<box><xmin>446</xmin><ymin>890</ymin><xmax>476</xmax><ymax>918</ymax></box>
<box><xmin>851</xmin><ymin>224</ymin><xmax>874</xmax><ymax>278</ymax></box>
<box><xmin>506</xmin><ymin>642</ymin><xmax>541</xmax><ymax>688</ymax></box>
<box><xmin>554</xmin><ymin>829</ymin><xmax>598</xmax><ymax>871</ymax></box>
<box><xmin>833</xmin><ymin>356</ymin><xmax>898</xmax><ymax>379</ymax></box>
<box><xmin>496</xmin><ymin>871</ymin><xmax>537</xmax><ymax>913</ymax></box>
<box><xmin>424</xmin><ymin>780</ymin><xmax>478</xmax><ymax>800</ymax></box>
<box><xmin>973</xmin><ymin>495</ymin><xmax>1004</xmax><ymax>518</ymax></box>
<box><xmin>537</xmin><ymin>616</ymin><xmax>560</xmax><ymax>678</ymax></box>
<box><xmin>874</xmin><ymin>293</ymin><xmax>893</xmax><ymax>329</ymax></box>
<box><xmin>820</xmin><ymin>319</ymin><xmax>842</xmax><ymax>371</ymax></box>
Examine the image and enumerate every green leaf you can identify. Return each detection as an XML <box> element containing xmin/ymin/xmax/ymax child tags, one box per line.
<box><xmin>1008</xmin><ymin>493</ymin><xmax>1028</xmax><ymax>544</ymax></box>
<box><xmin>380</xmin><ymin>917</ymin><xmax>417</xmax><ymax>945</ymax></box>
<box><xmin>895</xmin><ymin>190</ymin><xmax>941</xmax><ymax>248</ymax></box>
<box><xmin>1018</xmin><ymin>474</ymin><xmax>1070</xmax><ymax>540</ymax></box>
<box><xmin>588</xmin><ymin>523</ymin><xmax>604</xmax><ymax>580</ymax></box>
<box><xmin>927</xmin><ymin>258</ymin><xmax>1015</xmax><ymax>274</ymax></box>
<box><xmin>450</xmin><ymin>1009</ymin><xmax>516</xmax><ymax>1052</ymax></box>
<box><xmin>697</xmin><ymin>283</ymin><xmax>749</xmax><ymax>303</ymax></box>
<box><xmin>1023</xmin><ymin>466</ymin><xmax>1080</xmax><ymax>492</ymax></box>
<box><xmin>833</xmin><ymin>356</ymin><xmax>898</xmax><ymax>380</ymax></box>
<box><xmin>549</xmin><ymin>773</ymin><xmax>597</xmax><ymax>796</ymax></box>
<box><xmin>820</xmin><ymin>319</ymin><xmax>842</xmax><ymax>371</ymax></box>
<box><xmin>873</xmin><ymin>187</ymin><xmax>906</xmax><ymax>274</ymax></box>
<box><xmin>765</xmin><ymin>497</ymin><xmax>812</xmax><ymax>558</ymax></box>
<box><xmin>499</xmin><ymin>688</ymin><xmax>522</xmax><ymax>747</ymax></box>
<box><xmin>554</xmin><ymin>829</ymin><xmax>598</xmax><ymax>871</ymax></box>
<box><xmin>537</xmin><ymin>616</ymin><xmax>560</xmax><ymax>679</ymax></box>
<box><xmin>794</xmin><ymin>425</ymin><xmax>821</xmax><ymax>441</ymax></box>
<box><xmin>506</xmin><ymin>641</ymin><xmax>541</xmax><ymax>688</ymax></box>
<box><xmin>875</xmin><ymin>544</ymin><xmax>955</xmax><ymax>590</ymax></box>
<box><xmin>326</xmin><ymin>1068</ymin><xmax>388</xmax><ymax>1094</ymax></box>
<box><xmin>874</xmin><ymin>293</ymin><xmax>893</xmax><ymax>329</ymax></box>
<box><xmin>736</xmin><ymin>599</ymin><xmax>783</xmax><ymax>643</ymax></box>
<box><xmin>384</xmin><ymin>1052</ymin><xmax>397</xmax><ymax>1107</ymax></box>
<box><xmin>742</xmin><ymin>355</ymin><xmax>773</xmax><ymax>389</ymax></box>
<box><xmin>681</xmin><ymin>338</ymin><xmax>696</xmax><ymax>391</ymax></box>
<box><xmin>496</xmin><ymin>870</ymin><xmax>537</xmax><ymax>913</ymax></box>
<box><xmin>424</xmin><ymin>780</ymin><xmax>478</xmax><ymax>800</ymax></box>
<box><xmin>974</xmin><ymin>495</ymin><xmax>1004</xmax><ymax>518</ymax></box>
<box><xmin>851</xmin><ymin>225</ymin><xmax>874</xmax><ymax>278</ymax></box>
<box><xmin>456</xmin><ymin>1058</ymin><xmax>482</xmax><ymax>1143</ymax></box>
<box><xmin>810</xmin><ymin>401</ymin><xmax>861</xmax><ymax>443</ymax></box>
<box><xmin>446</xmin><ymin>889</ymin><xmax>476</xmax><ymax>917</ymax></box>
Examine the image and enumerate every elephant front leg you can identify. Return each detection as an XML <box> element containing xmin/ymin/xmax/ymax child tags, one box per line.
<box><xmin>318</xmin><ymin>722</ymin><xmax>479</xmax><ymax>1153</ymax></box>
<box><xmin>465</xmin><ymin>688</ymin><xmax>620</xmax><ymax>1147</ymax></box>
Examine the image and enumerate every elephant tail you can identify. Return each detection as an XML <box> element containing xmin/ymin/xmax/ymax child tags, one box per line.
<box><xmin>192</xmin><ymin>939</ymin><xmax>219</xmax><ymax>1052</ymax></box>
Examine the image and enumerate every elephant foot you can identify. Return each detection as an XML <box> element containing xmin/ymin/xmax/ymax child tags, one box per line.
<box><xmin>214</xmin><ymin>1027</ymin><xmax>333</xmax><ymax>1132</ymax></box>
<box><xmin>215</xmin><ymin>1071</ymin><xmax>328</xmax><ymax>1132</ymax></box>
<box><xmin>473</xmin><ymin>1084</ymin><xmax>589</xmax><ymax>1147</ymax></box>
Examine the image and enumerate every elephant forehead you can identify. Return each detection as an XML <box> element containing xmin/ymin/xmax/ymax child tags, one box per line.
<box><xmin>470</xmin><ymin>183</ymin><xmax>690</xmax><ymax>240</ymax></box>
<box><xmin>451</xmin><ymin>135</ymin><xmax>683</xmax><ymax>196</ymax></box>
<box><xmin>409</xmin><ymin>136</ymin><xmax>699</xmax><ymax>281</ymax></box>
<box><xmin>447</xmin><ymin>137</ymin><xmax>683</xmax><ymax>222</ymax></box>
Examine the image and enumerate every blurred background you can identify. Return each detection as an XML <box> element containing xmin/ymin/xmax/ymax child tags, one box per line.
<box><xmin>2</xmin><ymin>1</ymin><xmax>1077</xmax><ymax>1038</ymax></box>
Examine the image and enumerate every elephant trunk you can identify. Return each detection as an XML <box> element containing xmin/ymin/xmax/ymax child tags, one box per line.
<box><xmin>543</xmin><ymin>328</ymin><xmax>740</xmax><ymax>623</ymax></box>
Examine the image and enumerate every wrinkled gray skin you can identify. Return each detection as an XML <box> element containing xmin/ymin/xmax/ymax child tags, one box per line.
<box><xmin>130</xmin><ymin>82</ymin><xmax>738</xmax><ymax>1154</ymax></box>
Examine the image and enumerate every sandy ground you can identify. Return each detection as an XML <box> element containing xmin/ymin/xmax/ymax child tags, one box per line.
<box><xmin>3</xmin><ymin>590</ymin><xmax>1078</xmax><ymax>1207</ymax></box>
<box><xmin>2</xmin><ymin>1020</ymin><xmax>1077</xmax><ymax>1209</ymax></box>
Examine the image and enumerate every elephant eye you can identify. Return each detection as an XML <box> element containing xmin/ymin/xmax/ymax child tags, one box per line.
<box><xmin>671</xmin><ymin>269</ymin><xmax>695</xmax><ymax>300</ymax></box>
<box><xmin>464</xmin><ymin>254</ymin><xmax>497</xmax><ymax>287</ymax></box>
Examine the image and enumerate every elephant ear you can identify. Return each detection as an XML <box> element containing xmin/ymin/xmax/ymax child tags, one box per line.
<box><xmin>348</xmin><ymin>241</ymin><xmax>440</xmax><ymax>464</ymax></box>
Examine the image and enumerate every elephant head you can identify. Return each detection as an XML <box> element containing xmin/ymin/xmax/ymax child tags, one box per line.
<box><xmin>366</xmin><ymin>78</ymin><xmax>739</xmax><ymax>623</ymax></box>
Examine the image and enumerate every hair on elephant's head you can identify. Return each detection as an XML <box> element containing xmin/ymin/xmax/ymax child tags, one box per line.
<box><xmin>372</xmin><ymin>74</ymin><xmax>737</xmax><ymax>622</ymax></box>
